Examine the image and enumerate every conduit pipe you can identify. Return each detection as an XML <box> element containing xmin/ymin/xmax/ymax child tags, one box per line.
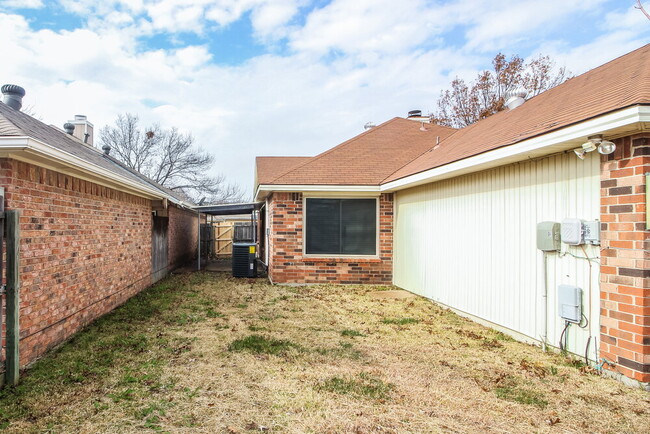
<box><xmin>541</xmin><ymin>252</ymin><xmax>548</xmax><ymax>352</ymax></box>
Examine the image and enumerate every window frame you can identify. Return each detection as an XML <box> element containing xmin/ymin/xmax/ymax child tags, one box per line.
<box><xmin>302</xmin><ymin>195</ymin><xmax>380</xmax><ymax>258</ymax></box>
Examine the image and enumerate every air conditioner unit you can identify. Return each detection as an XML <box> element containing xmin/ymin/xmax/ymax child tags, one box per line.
<box><xmin>232</xmin><ymin>242</ymin><xmax>257</xmax><ymax>278</ymax></box>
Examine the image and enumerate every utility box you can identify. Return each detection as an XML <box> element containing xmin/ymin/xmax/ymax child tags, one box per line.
<box><xmin>561</xmin><ymin>218</ymin><xmax>583</xmax><ymax>245</ymax></box>
<box><xmin>537</xmin><ymin>221</ymin><xmax>560</xmax><ymax>251</ymax></box>
<box><xmin>583</xmin><ymin>220</ymin><xmax>600</xmax><ymax>245</ymax></box>
<box><xmin>232</xmin><ymin>242</ymin><xmax>257</xmax><ymax>278</ymax></box>
<box><xmin>558</xmin><ymin>284</ymin><xmax>582</xmax><ymax>323</ymax></box>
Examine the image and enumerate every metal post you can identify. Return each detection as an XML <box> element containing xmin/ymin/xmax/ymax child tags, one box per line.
<box><xmin>5</xmin><ymin>209</ymin><xmax>20</xmax><ymax>386</ymax></box>
<box><xmin>0</xmin><ymin>188</ymin><xmax>4</xmax><ymax>388</ymax></box>
<box><xmin>197</xmin><ymin>211</ymin><xmax>201</xmax><ymax>271</ymax></box>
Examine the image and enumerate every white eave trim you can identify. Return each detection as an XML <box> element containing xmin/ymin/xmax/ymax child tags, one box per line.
<box><xmin>381</xmin><ymin>105</ymin><xmax>650</xmax><ymax>192</ymax></box>
<box><xmin>255</xmin><ymin>184</ymin><xmax>380</xmax><ymax>200</ymax></box>
<box><xmin>0</xmin><ymin>136</ymin><xmax>191</xmax><ymax>207</ymax></box>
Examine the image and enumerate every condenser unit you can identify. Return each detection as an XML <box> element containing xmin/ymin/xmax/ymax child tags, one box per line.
<box><xmin>232</xmin><ymin>242</ymin><xmax>257</xmax><ymax>278</ymax></box>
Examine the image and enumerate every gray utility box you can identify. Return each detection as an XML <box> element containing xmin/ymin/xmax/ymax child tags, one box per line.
<box><xmin>558</xmin><ymin>284</ymin><xmax>582</xmax><ymax>323</ymax></box>
<box><xmin>232</xmin><ymin>243</ymin><xmax>257</xmax><ymax>278</ymax></box>
<box><xmin>583</xmin><ymin>220</ymin><xmax>600</xmax><ymax>245</ymax></box>
<box><xmin>537</xmin><ymin>221</ymin><xmax>560</xmax><ymax>251</ymax></box>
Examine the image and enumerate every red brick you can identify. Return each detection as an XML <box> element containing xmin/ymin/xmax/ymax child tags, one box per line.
<box><xmin>0</xmin><ymin>158</ymin><xmax>197</xmax><ymax>368</ymax></box>
<box><xmin>600</xmin><ymin>134</ymin><xmax>650</xmax><ymax>384</ymax></box>
<box><xmin>268</xmin><ymin>192</ymin><xmax>393</xmax><ymax>284</ymax></box>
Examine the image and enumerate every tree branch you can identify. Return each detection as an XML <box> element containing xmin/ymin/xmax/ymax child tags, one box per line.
<box><xmin>636</xmin><ymin>0</ymin><xmax>650</xmax><ymax>20</ymax></box>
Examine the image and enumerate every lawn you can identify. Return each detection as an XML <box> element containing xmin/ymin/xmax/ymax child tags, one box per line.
<box><xmin>0</xmin><ymin>272</ymin><xmax>648</xmax><ymax>433</ymax></box>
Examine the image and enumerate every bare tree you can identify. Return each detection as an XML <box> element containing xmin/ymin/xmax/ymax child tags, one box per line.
<box><xmin>432</xmin><ymin>53</ymin><xmax>571</xmax><ymax>128</ymax></box>
<box><xmin>100</xmin><ymin>113</ymin><xmax>245</xmax><ymax>204</ymax></box>
<box><xmin>636</xmin><ymin>0</ymin><xmax>650</xmax><ymax>20</ymax></box>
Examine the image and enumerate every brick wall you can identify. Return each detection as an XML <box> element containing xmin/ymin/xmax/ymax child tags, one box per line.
<box><xmin>0</xmin><ymin>159</ymin><xmax>153</xmax><ymax>367</ymax></box>
<box><xmin>599</xmin><ymin>134</ymin><xmax>650</xmax><ymax>384</ymax></box>
<box><xmin>268</xmin><ymin>192</ymin><xmax>393</xmax><ymax>284</ymax></box>
<box><xmin>168</xmin><ymin>205</ymin><xmax>198</xmax><ymax>269</ymax></box>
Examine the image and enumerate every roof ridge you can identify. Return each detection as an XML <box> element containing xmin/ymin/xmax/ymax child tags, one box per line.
<box><xmin>269</xmin><ymin>117</ymin><xmax>403</xmax><ymax>184</ymax></box>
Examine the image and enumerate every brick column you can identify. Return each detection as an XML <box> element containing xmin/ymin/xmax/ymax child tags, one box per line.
<box><xmin>600</xmin><ymin>134</ymin><xmax>650</xmax><ymax>384</ymax></box>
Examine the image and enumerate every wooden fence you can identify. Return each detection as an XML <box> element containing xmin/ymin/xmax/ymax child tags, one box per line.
<box><xmin>201</xmin><ymin>220</ymin><xmax>254</xmax><ymax>258</ymax></box>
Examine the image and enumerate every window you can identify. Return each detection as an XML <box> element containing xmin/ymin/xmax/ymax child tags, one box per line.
<box><xmin>305</xmin><ymin>198</ymin><xmax>376</xmax><ymax>255</ymax></box>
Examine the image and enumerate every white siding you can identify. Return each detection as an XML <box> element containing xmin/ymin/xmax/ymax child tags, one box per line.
<box><xmin>394</xmin><ymin>152</ymin><xmax>600</xmax><ymax>358</ymax></box>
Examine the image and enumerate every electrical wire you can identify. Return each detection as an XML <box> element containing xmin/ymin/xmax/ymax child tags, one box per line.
<box><xmin>559</xmin><ymin>249</ymin><xmax>600</xmax><ymax>264</ymax></box>
<box><xmin>578</xmin><ymin>312</ymin><xmax>589</xmax><ymax>329</ymax></box>
<box><xmin>585</xmin><ymin>336</ymin><xmax>592</xmax><ymax>365</ymax></box>
<box><xmin>559</xmin><ymin>321</ymin><xmax>570</xmax><ymax>351</ymax></box>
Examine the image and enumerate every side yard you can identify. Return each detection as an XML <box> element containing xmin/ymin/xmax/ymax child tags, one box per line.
<box><xmin>0</xmin><ymin>272</ymin><xmax>647</xmax><ymax>433</ymax></box>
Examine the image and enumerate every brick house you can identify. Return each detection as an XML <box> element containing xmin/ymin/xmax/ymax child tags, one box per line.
<box><xmin>255</xmin><ymin>45</ymin><xmax>650</xmax><ymax>386</ymax></box>
<box><xmin>0</xmin><ymin>87</ymin><xmax>199</xmax><ymax>372</ymax></box>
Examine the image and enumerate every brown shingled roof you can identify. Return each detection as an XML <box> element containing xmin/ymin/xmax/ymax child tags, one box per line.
<box><xmin>269</xmin><ymin>118</ymin><xmax>456</xmax><ymax>185</ymax></box>
<box><xmin>256</xmin><ymin>156</ymin><xmax>311</xmax><ymax>185</ymax></box>
<box><xmin>385</xmin><ymin>44</ymin><xmax>650</xmax><ymax>183</ymax></box>
<box><xmin>0</xmin><ymin>101</ymin><xmax>189</xmax><ymax>203</ymax></box>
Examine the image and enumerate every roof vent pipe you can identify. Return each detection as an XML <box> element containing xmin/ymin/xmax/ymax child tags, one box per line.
<box><xmin>504</xmin><ymin>88</ymin><xmax>527</xmax><ymax>110</ymax></box>
<box><xmin>1</xmin><ymin>84</ymin><xmax>25</xmax><ymax>111</ymax></box>
<box><xmin>102</xmin><ymin>144</ymin><xmax>111</xmax><ymax>155</ymax></box>
<box><xmin>63</xmin><ymin>122</ymin><xmax>75</xmax><ymax>135</ymax></box>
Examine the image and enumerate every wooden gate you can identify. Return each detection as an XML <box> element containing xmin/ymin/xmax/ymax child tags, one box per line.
<box><xmin>151</xmin><ymin>216</ymin><xmax>168</xmax><ymax>283</ymax></box>
<box><xmin>214</xmin><ymin>222</ymin><xmax>233</xmax><ymax>258</ymax></box>
<box><xmin>0</xmin><ymin>186</ymin><xmax>20</xmax><ymax>387</ymax></box>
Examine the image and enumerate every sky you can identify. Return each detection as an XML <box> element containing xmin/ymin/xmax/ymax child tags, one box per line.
<box><xmin>0</xmin><ymin>0</ymin><xmax>648</xmax><ymax>198</ymax></box>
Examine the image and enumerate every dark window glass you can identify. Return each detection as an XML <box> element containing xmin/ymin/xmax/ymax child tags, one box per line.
<box><xmin>305</xmin><ymin>198</ymin><xmax>376</xmax><ymax>255</ymax></box>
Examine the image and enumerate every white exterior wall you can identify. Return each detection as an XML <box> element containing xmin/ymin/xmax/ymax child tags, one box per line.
<box><xmin>393</xmin><ymin>152</ymin><xmax>601</xmax><ymax>359</ymax></box>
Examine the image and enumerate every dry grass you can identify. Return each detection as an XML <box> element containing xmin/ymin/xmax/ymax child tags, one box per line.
<box><xmin>0</xmin><ymin>272</ymin><xmax>648</xmax><ymax>433</ymax></box>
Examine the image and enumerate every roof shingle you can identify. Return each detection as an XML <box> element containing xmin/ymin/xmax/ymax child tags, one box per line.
<box><xmin>386</xmin><ymin>44</ymin><xmax>650</xmax><ymax>182</ymax></box>
<box><xmin>256</xmin><ymin>156</ymin><xmax>311</xmax><ymax>185</ymax></box>
<box><xmin>268</xmin><ymin>118</ymin><xmax>456</xmax><ymax>185</ymax></box>
<box><xmin>0</xmin><ymin>101</ymin><xmax>187</xmax><ymax>203</ymax></box>
<box><xmin>257</xmin><ymin>43</ymin><xmax>650</xmax><ymax>189</ymax></box>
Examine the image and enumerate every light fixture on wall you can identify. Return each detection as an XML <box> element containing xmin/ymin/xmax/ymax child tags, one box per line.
<box><xmin>573</xmin><ymin>134</ymin><xmax>616</xmax><ymax>159</ymax></box>
<box><xmin>574</xmin><ymin>148</ymin><xmax>586</xmax><ymax>160</ymax></box>
<box><xmin>597</xmin><ymin>139</ymin><xmax>616</xmax><ymax>155</ymax></box>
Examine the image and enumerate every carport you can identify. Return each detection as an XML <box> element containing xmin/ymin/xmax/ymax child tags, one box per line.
<box><xmin>193</xmin><ymin>202</ymin><xmax>264</xmax><ymax>272</ymax></box>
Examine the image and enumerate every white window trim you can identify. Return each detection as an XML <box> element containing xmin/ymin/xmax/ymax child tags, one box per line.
<box><xmin>302</xmin><ymin>196</ymin><xmax>380</xmax><ymax>259</ymax></box>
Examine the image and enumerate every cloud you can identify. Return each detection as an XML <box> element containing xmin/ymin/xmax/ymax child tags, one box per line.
<box><xmin>290</xmin><ymin>0</ymin><xmax>445</xmax><ymax>56</ymax></box>
<box><xmin>0</xmin><ymin>1</ymin><xmax>649</xmax><ymax>196</ymax></box>
<box><xmin>55</xmin><ymin>0</ymin><xmax>302</xmax><ymax>41</ymax></box>
<box><xmin>0</xmin><ymin>0</ymin><xmax>43</xmax><ymax>8</ymax></box>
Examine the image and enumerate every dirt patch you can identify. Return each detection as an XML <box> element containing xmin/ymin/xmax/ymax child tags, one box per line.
<box><xmin>367</xmin><ymin>289</ymin><xmax>417</xmax><ymax>299</ymax></box>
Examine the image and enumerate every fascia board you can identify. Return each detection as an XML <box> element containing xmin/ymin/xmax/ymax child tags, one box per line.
<box><xmin>381</xmin><ymin>106</ymin><xmax>647</xmax><ymax>192</ymax></box>
<box><xmin>255</xmin><ymin>184</ymin><xmax>380</xmax><ymax>201</ymax></box>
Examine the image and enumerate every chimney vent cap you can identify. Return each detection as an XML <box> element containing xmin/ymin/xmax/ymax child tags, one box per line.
<box><xmin>1</xmin><ymin>84</ymin><xmax>26</xmax><ymax>111</ymax></box>
<box><xmin>407</xmin><ymin>110</ymin><xmax>422</xmax><ymax>118</ymax></box>
<box><xmin>1</xmin><ymin>84</ymin><xmax>25</xmax><ymax>97</ymax></box>
<box><xmin>504</xmin><ymin>87</ymin><xmax>528</xmax><ymax>110</ymax></box>
<box><xmin>74</xmin><ymin>114</ymin><xmax>87</xmax><ymax>121</ymax></box>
